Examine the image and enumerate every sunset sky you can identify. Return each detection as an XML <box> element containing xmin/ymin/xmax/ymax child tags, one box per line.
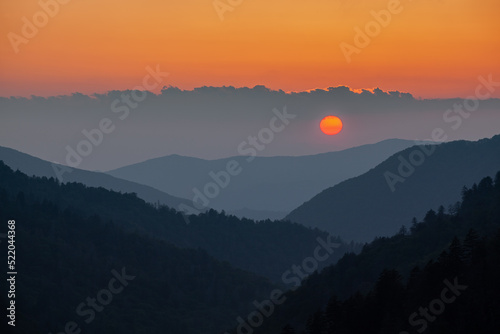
<box><xmin>1</xmin><ymin>0</ymin><xmax>499</xmax><ymax>98</ymax></box>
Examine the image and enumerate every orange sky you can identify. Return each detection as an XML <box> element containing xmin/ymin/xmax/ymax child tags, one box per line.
<box><xmin>1</xmin><ymin>0</ymin><xmax>499</xmax><ymax>98</ymax></box>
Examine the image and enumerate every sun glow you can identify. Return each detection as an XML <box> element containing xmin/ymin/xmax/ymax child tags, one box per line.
<box><xmin>320</xmin><ymin>116</ymin><xmax>343</xmax><ymax>135</ymax></box>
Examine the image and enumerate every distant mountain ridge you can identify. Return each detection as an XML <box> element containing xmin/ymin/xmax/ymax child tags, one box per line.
<box><xmin>286</xmin><ymin>135</ymin><xmax>500</xmax><ymax>242</ymax></box>
<box><xmin>0</xmin><ymin>146</ymin><xmax>191</xmax><ymax>210</ymax></box>
<box><xmin>107</xmin><ymin>139</ymin><xmax>422</xmax><ymax>216</ymax></box>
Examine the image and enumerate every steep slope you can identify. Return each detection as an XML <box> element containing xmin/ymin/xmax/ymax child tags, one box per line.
<box><xmin>0</xmin><ymin>146</ymin><xmax>191</xmax><ymax>209</ymax></box>
<box><xmin>107</xmin><ymin>139</ymin><xmax>420</xmax><ymax>214</ymax></box>
<box><xmin>287</xmin><ymin>135</ymin><xmax>500</xmax><ymax>242</ymax></box>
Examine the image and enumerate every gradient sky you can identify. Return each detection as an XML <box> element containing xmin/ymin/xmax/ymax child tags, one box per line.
<box><xmin>1</xmin><ymin>0</ymin><xmax>499</xmax><ymax>98</ymax></box>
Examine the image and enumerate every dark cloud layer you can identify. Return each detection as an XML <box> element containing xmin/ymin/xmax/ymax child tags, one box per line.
<box><xmin>1</xmin><ymin>86</ymin><xmax>499</xmax><ymax>170</ymax></box>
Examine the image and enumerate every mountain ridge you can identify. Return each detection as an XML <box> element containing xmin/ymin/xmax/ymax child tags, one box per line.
<box><xmin>0</xmin><ymin>145</ymin><xmax>192</xmax><ymax>210</ymax></box>
<box><xmin>286</xmin><ymin>134</ymin><xmax>500</xmax><ymax>242</ymax></box>
<box><xmin>107</xmin><ymin>139</ymin><xmax>426</xmax><ymax>214</ymax></box>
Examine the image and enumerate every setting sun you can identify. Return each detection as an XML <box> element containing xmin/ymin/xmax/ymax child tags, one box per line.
<box><xmin>320</xmin><ymin>116</ymin><xmax>343</xmax><ymax>135</ymax></box>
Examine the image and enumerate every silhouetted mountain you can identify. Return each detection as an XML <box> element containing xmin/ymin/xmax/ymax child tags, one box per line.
<box><xmin>0</xmin><ymin>161</ymin><xmax>358</xmax><ymax>283</ymax></box>
<box><xmin>107</xmin><ymin>139</ymin><xmax>421</xmax><ymax>214</ymax></box>
<box><xmin>287</xmin><ymin>135</ymin><xmax>500</xmax><ymax>242</ymax></box>
<box><xmin>250</xmin><ymin>171</ymin><xmax>500</xmax><ymax>334</ymax></box>
<box><xmin>0</xmin><ymin>165</ymin><xmax>277</xmax><ymax>334</ymax></box>
<box><xmin>0</xmin><ymin>145</ymin><xmax>192</xmax><ymax>209</ymax></box>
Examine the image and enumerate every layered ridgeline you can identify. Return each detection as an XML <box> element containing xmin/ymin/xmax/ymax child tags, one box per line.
<box><xmin>249</xmin><ymin>171</ymin><xmax>500</xmax><ymax>334</ymax></box>
<box><xmin>0</xmin><ymin>162</ymin><xmax>358</xmax><ymax>283</ymax></box>
<box><xmin>0</xmin><ymin>167</ymin><xmax>277</xmax><ymax>334</ymax></box>
<box><xmin>0</xmin><ymin>146</ymin><xmax>191</xmax><ymax>210</ymax></box>
<box><xmin>287</xmin><ymin>135</ymin><xmax>500</xmax><ymax>242</ymax></box>
<box><xmin>107</xmin><ymin>139</ymin><xmax>419</xmax><ymax>219</ymax></box>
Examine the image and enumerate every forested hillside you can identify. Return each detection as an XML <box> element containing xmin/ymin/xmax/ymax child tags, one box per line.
<box><xmin>251</xmin><ymin>171</ymin><xmax>500</xmax><ymax>333</ymax></box>
<box><xmin>0</xmin><ymin>161</ymin><xmax>358</xmax><ymax>283</ymax></box>
<box><xmin>0</xmin><ymin>165</ymin><xmax>279</xmax><ymax>334</ymax></box>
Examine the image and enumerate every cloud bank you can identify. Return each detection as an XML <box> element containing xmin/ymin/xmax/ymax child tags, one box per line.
<box><xmin>1</xmin><ymin>85</ymin><xmax>499</xmax><ymax>170</ymax></box>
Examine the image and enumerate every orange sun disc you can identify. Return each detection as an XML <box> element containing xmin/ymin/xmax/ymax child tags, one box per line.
<box><xmin>320</xmin><ymin>116</ymin><xmax>343</xmax><ymax>135</ymax></box>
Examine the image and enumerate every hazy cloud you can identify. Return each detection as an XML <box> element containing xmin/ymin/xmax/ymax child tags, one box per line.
<box><xmin>1</xmin><ymin>86</ymin><xmax>499</xmax><ymax>170</ymax></box>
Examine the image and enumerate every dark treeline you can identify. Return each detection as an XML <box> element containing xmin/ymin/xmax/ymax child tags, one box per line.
<box><xmin>253</xmin><ymin>172</ymin><xmax>500</xmax><ymax>333</ymax></box>
<box><xmin>0</xmin><ymin>161</ymin><xmax>359</xmax><ymax>283</ymax></box>
<box><xmin>1</xmin><ymin>163</ymin><xmax>499</xmax><ymax>334</ymax></box>
<box><xmin>0</xmin><ymin>162</ymin><xmax>280</xmax><ymax>334</ymax></box>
